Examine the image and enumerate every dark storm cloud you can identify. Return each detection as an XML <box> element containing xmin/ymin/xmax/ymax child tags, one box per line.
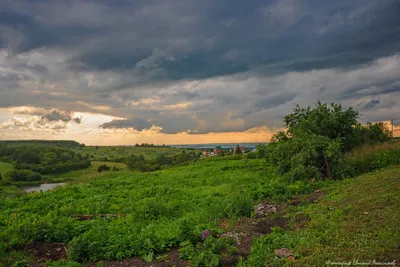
<box><xmin>1</xmin><ymin>0</ymin><xmax>399</xmax><ymax>79</ymax></box>
<box><xmin>100</xmin><ymin>117</ymin><xmax>152</xmax><ymax>131</ymax></box>
<box><xmin>0</xmin><ymin>0</ymin><xmax>399</xmax><ymax>136</ymax></box>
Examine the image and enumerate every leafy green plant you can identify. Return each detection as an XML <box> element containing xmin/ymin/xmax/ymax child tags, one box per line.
<box><xmin>179</xmin><ymin>237</ymin><xmax>235</xmax><ymax>267</ymax></box>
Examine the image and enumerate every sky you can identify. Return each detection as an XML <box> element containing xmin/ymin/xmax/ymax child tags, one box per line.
<box><xmin>0</xmin><ymin>0</ymin><xmax>399</xmax><ymax>145</ymax></box>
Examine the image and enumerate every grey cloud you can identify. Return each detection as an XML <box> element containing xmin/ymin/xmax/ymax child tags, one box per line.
<box><xmin>1</xmin><ymin>0</ymin><xmax>398</xmax><ymax>81</ymax></box>
<box><xmin>39</xmin><ymin>110</ymin><xmax>82</xmax><ymax>124</ymax></box>
<box><xmin>100</xmin><ymin>117</ymin><xmax>152</xmax><ymax>131</ymax></box>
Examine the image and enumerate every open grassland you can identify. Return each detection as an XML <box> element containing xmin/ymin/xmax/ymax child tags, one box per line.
<box><xmin>46</xmin><ymin>161</ymin><xmax>127</xmax><ymax>184</ymax></box>
<box><xmin>80</xmin><ymin>146</ymin><xmax>200</xmax><ymax>161</ymax></box>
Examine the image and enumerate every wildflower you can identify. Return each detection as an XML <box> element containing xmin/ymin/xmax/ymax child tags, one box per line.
<box><xmin>201</xmin><ymin>230</ymin><xmax>211</xmax><ymax>240</ymax></box>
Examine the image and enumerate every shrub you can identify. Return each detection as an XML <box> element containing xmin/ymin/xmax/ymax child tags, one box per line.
<box><xmin>97</xmin><ymin>165</ymin><xmax>111</xmax><ymax>173</ymax></box>
<box><xmin>27</xmin><ymin>172</ymin><xmax>42</xmax><ymax>181</ymax></box>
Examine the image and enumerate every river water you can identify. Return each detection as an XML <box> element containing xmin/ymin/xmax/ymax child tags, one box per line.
<box><xmin>22</xmin><ymin>183</ymin><xmax>66</xmax><ymax>193</ymax></box>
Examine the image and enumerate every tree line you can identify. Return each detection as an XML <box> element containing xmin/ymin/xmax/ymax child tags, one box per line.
<box><xmin>0</xmin><ymin>144</ymin><xmax>90</xmax><ymax>182</ymax></box>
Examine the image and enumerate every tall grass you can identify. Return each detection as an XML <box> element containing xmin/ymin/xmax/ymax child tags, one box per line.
<box><xmin>344</xmin><ymin>140</ymin><xmax>400</xmax><ymax>176</ymax></box>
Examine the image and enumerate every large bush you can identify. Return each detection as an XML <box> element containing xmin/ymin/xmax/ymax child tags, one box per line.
<box><xmin>267</xmin><ymin>102</ymin><xmax>391</xmax><ymax>181</ymax></box>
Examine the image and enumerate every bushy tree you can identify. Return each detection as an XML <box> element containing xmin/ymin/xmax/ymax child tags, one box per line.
<box><xmin>235</xmin><ymin>145</ymin><xmax>242</xmax><ymax>155</ymax></box>
<box><xmin>267</xmin><ymin>102</ymin><xmax>391</xmax><ymax>181</ymax></box>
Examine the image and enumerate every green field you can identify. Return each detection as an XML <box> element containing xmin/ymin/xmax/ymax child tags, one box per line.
<box><xmin>80</xmin><ymin>146</ymin><xmax>200</xmax><ymax>161</ymax></box>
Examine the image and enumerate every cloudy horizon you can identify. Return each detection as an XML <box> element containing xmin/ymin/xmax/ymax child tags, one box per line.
<box><xmin>0</xmin><ymin>0</ymin><xmax>399</xmax><ymax>145</ymax></box>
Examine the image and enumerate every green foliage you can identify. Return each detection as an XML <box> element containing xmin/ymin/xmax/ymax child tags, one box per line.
<box><xmin>0</xmin><ymin>143</ymin><xmax>91</xmax><ymax>176</ymax></box>
<box><xmin>235</xmin><ymin>145</ymin><xmax>242</xmax><ymax>155</ymax></box>
<box><xmin>45</xmin><ymin>260</ymin><xmax>82</xmax><ymax>267</ymax></box>
<box><xmin>343</xmin><ymin>141</ymin><xmax>400</xmax><ymax>176</ymax></box>
<box><xmin>80</xmin><ymin>146</ymin><xmax>199</xmax><ymax>163</ymax></box>
<box><xmin>10</xmin><ymin>261</ymin><xmax>29</xmax><ymax>267</ymax></box>
<box><xmin>126</xmin><ymin>151</ymin><xmax>197</xmax><ymax>172</ymax></box>
<box><xmin>266</xmin><ymin>102</ymin><xmax>391</xmax><ymax>181</ymax></box>
<box><xmin>0</xmin><ymin>140</ymin><xmax>82</xmax><ymax>149</ymax></box>
<box><xmin>4</xmin><ymin>170</ymin><xmax>42</xmax><ymax>182</ymax></box>
<box><xmin>179</xmin><ymin>237</ymin><xmax>235</xmax><ymax>267</ymax></box>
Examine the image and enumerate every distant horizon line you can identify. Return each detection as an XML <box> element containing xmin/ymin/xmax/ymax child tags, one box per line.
<box><xmin>0</xmin><ymin>139</ymin><xmax>269</xmax><ymax>146</ymax></box>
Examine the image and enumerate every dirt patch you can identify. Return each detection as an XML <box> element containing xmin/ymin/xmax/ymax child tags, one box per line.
<box><xmin>91</xmin><ymin>248</ymin><xmax>189</xmax><ymax>267</ymax></box>
<box><xmin>25</xmin><ymin>242</ymin><xmax>67</xmax><ymax>263</ymax></box>
<box><xmin>217</xmin><ymin>214</ymin><xmax>288</xmax><ymax>265</ymax></box>
<box><xmin>253</xmin><ymin>217</ymin><xmax>287</xmax><ymax>234</ymax></box>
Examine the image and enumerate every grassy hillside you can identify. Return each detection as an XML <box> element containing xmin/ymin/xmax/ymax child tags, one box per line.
<box><xmin>0</xmin><ymin>160</ymin><xmax>399</xmax><ymax>266</ymax></box>
<box><xmin>240</xmin><ymin>166</ymin><xmax>400</xmax><ymax>266</ymax></box>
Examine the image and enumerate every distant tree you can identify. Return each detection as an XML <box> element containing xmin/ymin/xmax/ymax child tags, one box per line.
<box><xmin>235</xmin><ymin>145</ymin><xmax>242</xmax><ymax>155</ymax></box>
<box><xmin>74</xmin><ymin>153</ymin><xmax>83</xmax><ymax>161</ymax></box>
<box><xmin>43</xmin><ymin>152</ymin><xmax>58</xmax><ymax>165</ymax></box>
<box><xmin>97</xmin><ymin>165</ymin><xmax>110</xmax><ymax>173</ymax></box>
